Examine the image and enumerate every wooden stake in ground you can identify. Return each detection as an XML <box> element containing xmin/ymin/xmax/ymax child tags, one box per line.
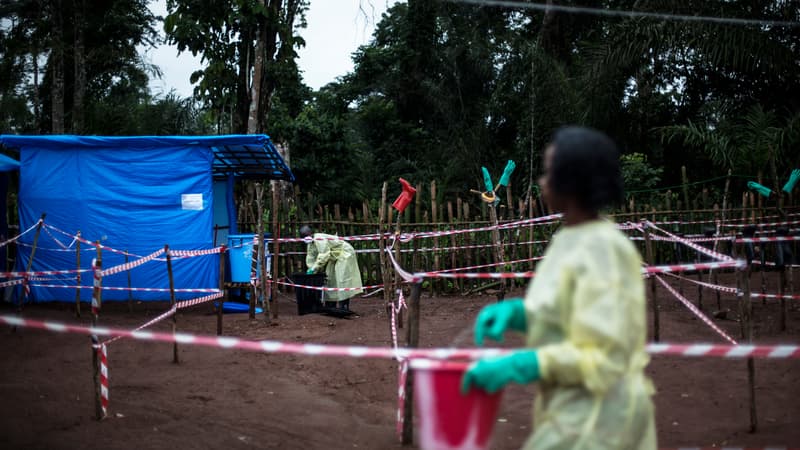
<box><xmin>488</xmin><ymin>204</ymin><xmax>506</xmax><ymax>301</ymax></box>
<box><xmin>91</xmin><ymin>243</ymin><xmax>105</xmax><ymax>420</ymax></box>
<box><xmin>378</xmin><ymin>182</ymin><xmax>392</xmax><ymax>317</ymax></box>
<box><xmin>644</xmin><ymin>227</ymin><xmax>660</xmax><ymax>341</ymax></box>
<box><xmin>401</xmin><ymin>281</ymin><xmax>422</xmax><ymax>446</ymax></box>
<box><xmin>737</xmin><ymin>245</ymin><xmax>757</xmax><ymax>432</ymax></box>
<box><xmin>271</xmin><ymin>180</ymin><xmax>281</xmax><ymax>319</ymax></box>
<box><xmin>165</xmin><ymin>244</ymin><xmax>179</xmax><ymax>364</ymax></box>
<box><xmin>75</xmin><ymin>231</ymin><xmax>81</xmax><ymax>317</ymax></box>
<box><xmin>217</xmin><ymin>247</ymin><xmax>226</xmax><ymax>336</ymax></box>
<box><xmin>20</xmin><ymin>213</ymin><xmax>46</xmax><ymax>312</ymax></box>
<box><xmin>255</xmin><ymin>183</ymin><xmax>271</xmax><ymax>322</ymax></box>
<box><xmin>126</xmin><ymin>249</ymin><xmax>133</xmax><ymax>313</ymax></box>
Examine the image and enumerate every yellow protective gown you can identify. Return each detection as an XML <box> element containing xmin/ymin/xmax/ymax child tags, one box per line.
<box><xmin>523</xmin><ymin>220</ymin><xmax>656</xmax><ymax>450</ymax></box>
<box><xmin>306</xmin><ymin>233</ymin><xmax>363</xmax><ymax>302</ymax></box>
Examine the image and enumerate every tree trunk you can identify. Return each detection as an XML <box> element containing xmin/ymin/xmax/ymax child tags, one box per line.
<box><xmin>72</xmin><ymin>0</ymin><xmax>86</xmax><ymax>134</ymax></box>
<box><xmin>247</xmin><ymin>3</ymin><xmax>267</xmax><ymax>134</ymax></box>
<box><xmin>51</xmin><ymin>0</ymin><xmax>66</xmax><ymax>133</ymax></box>
<box><xmin>234</xmin><ymin>29</ymin><xmax>252</xmax><ymax>134</ymax></box>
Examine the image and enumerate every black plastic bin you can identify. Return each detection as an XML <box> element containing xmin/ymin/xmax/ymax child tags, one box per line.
<box><xmin>290</xmin><ymin>272</ymin><xmax>326</xmax><ymax>315</ymax></box>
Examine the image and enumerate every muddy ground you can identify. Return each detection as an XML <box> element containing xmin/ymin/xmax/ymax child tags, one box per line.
<box><xmin>1</xmin><ymin>272</ymin><xmax>799</xmax><ymax>449</ymax></box>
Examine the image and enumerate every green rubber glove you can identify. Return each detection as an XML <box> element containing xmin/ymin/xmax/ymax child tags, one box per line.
<box><xmin>783</xmin><ymin>169</ymin><xmax>800</xmax><ymax>193</ymax></box>
<box><xmin>461</xmin><ymin>350</ymin><xmax>540</xmax><ymax>394</ymax></box>
<box><xmin>497</xmin><ymin>160</ymin><xmax>516</xmax><ymax>187</ymax></box>
<box><xmin>306</xmin><ymin>268</ymin><xmax>315</xmax><ymax>275</ymax></box>
<box><xmin>747</xmin><ymin>181</ymin><xmax>772</xmax><ymax>198</ymax></box>
<box><xmin>473</xmin><ymin>298</ymin><xmax>527</xmax><ymax>346</ymax></box>
<box><xmin>481</xmin><ymin>167</ymin><xmax>494</xmax><ymax>193</ymax></box>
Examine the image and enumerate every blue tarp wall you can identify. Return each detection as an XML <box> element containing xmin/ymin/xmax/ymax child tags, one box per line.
<box><xmin>6</xmin><ymin>136</ymin><xmax>222</xmax><ymax>302</ymax></box>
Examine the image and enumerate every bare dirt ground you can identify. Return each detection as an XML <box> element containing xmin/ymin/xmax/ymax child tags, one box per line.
<box><xmin>1</xmin><ymin>271</ymin><xmax>799</xmax><ymax>450</ymax></box>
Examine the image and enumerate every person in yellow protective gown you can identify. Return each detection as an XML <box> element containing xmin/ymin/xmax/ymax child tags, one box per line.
<box><xmin>300</xmin><ymin>226</ymin><xmax>363</xmax><ymax>303</ymax></box>
<box><xmin>462</xmin><ymin>126</ymin><xmax>657</xmax><ymax>449</ymax></box>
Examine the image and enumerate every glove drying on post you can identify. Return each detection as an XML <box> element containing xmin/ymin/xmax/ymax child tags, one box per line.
<box><xmin>747</xmin><ymin>181</ymin><xmax>772</xmax><ymax>198</ymax></box>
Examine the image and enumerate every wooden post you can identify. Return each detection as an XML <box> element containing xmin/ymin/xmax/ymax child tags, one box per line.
<box><xmin>379</xmin><ymin>182</ymin><xmax>392</xmax><ymax>316</ymax></box>
<box><xmin>401</xmin><ymin>282</ymin><xmax>422</xmax><ymax>446</ymax></box>
<box><xmin>218</xmin><ymin>247</ymin><xmax>226</xmax><ymax>335</ymax></box>
<box><xmin>271</xmin><ymin>182</ymin><xmax>281</xmax><ymax>319</ymax></box>
<box><xmin>431</xmin><ymin>181</ymin><xmax>439</xmax><ymax>296</ymax></box>
<box><xmin>394</xmin><ymin>213</ymin><xmax>403</xmax><ymax>329</ymax></box>
<box><xmin>248</xmin><ymin>234</ymin><xmax>258</xmax><ymax>320</ymax></box>
<box><xmin>644</xmin><ymin>228</ymin><xmax>660</xmax><ymax>341</ymax></box>
<box><xmin>125</xmin><ymin>250</ymin><xmax>133</xmax><ymax>313</ymax></box>
<box><xmin>75</xmin><ymin>231</ymin><xmax>81</xmax><ymax>317</ymax></box>
<box><xmin>91</xmin><ymin>243</ymin><xmax>104</xmax><ymax>420</ymax></box>
<box><xmin>741</xmin><ymin>260</ymin><xmax>757</xmax><ymax>432</ymax></box>
<box><xmin>20</xmin><ymin>213</ymin><xmax>46</xmax><ymax>312</ymax></box>
<box><xmin>255</xmin><ymin>183</ymin><xmax>270</xmax><ymax>322</ymax></box>
<box><xmin>681</xmin><ymin>166</ymin><xmax>691</xmax><ymax>221</ymax></box>
<box><xmin>779</xmin><ymin>264</ymin><xmax>787</xmax><ymax>331</ymax></box>
<box><xmin>165</xmin><ymin>245</ymin><xmax>178</xmax><ymax>364</ymax></box>
<box><xmin>488</xmin><ymin>204</ymin><xmax>506</xmax><ymax>301</ymax></box>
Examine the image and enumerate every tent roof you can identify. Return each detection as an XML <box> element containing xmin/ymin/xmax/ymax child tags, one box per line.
<box><xmin>0</xmin><ymin>153</ymin><xmax>20</xmax><ymax>172</ymax></box>
<box><xmin>0</xmin><ymin>134</ymin><xmax>295</xmax><ymax>181</ymax></box>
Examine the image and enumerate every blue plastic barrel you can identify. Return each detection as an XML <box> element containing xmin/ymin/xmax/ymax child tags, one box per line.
<box><xmin>227</xmin><ymin>233</ymin><xmax>271</xmax><ymax>283</ymax></box>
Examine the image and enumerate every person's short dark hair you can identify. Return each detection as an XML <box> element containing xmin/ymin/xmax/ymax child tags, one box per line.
<box><xmin>548</xmin><ymin>126</ymin><xmax>623</xmax><ymax>213</ymax></box>
<box><xmin>299</xmin><ymin>225</ymin><xmax>313</xmax><ymax>238</ymax></box>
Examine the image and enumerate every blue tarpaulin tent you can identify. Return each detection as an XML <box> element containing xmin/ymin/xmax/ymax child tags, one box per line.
<box><xmin>0</xmin><ymin>135</ymin><xmax>294</xmax><ymax>303</ymax></box>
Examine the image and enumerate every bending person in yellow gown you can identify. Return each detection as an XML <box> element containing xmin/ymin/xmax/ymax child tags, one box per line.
<box><xmin>300</xmin><ymin>226</ymin><xmax>363</xmax><ymax>303</ymax></box>
<box><xmin>462</xmin><ymin>126</ymin><xmax>657</xmax><ymax>449</ymax></box>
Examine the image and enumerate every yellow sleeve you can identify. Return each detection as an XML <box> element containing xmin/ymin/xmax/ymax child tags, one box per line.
<box><xmin>536</xmin><ymin>245</ymin><xmax>639</xmax><ymax>394</ymax></box>
<box><xmin>308</xmin><ymin>237</ymin><xmax>332</xmax><ymax>271</ymax></box>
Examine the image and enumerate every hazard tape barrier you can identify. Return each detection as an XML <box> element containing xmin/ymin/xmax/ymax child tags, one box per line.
<box><xmin>735</xmin><ymin>236</ymin><xmax>800</xmax><ymax>243</ymax></box>
<box><xmin>0</xmin><ymin>268</ymin><xmax>90</xmax><ymax>278</ymax></box>
<box><xmin>3</xmin><ymin>314</ymin><xmax>799</xmax><ymax>359</ymax></box>
<box><xmin>98</xmin><ymin>344</ymin><xmax>108</xmax><ymax>417</ymax></box>
<box><xmin>100</xmin><ymin>248</ymin><xmax>165</xmax><ymax>277</ymax></box>
<box><xmin>724</xmin><ymin>219</ymin><xmax>800</xmax><ymax>228</ymax></box>
<box><xmin>30</xmin><ymin>283</ymin><xmax>221</xmax><ymax>293</ymax></box>
<box><xmin>0</xmin><ymin>220</ymin><xmax>43</xmax><ymax>250</ymax></box>
<box><xmin>655</xmin><ymin>276</ymin><xmax>738</xmax><ymax>345</ymax></box>
<box><xmin>169</xmin><ymin>247</ymin><xmax>226</xmax><ymax>257</ymax></box>
<box><xmin>663</xmin><ymin>272</ymin><xmax>739</xmax><ymax>294</ymax></box>
<box><xmin>0</xmin><ymin>278</ymin><xmax>24</xmax><ymax>288</ymax></box>
<box><xmin>269</xmin><ymin>279</ymin><xmax>381</xmax><ymax>292</ymax></box>
<box><xmin>411</xmin><ymin>271</ymin><xmax>536</xmax><ymax>280</ymax></box>
<box><xmin>642</xmin><ymin>260</ymin><xmax>745</xmax><ymax>275</ymax></box>
<box><xmin>645</xmin><ymin>221</ymin><xmax>733</xmax><ymax>262</ymax></box>
<box><xmin>433</xmin><ymin>256</ymin><xmax>545</xmax><ymax>273</ymax></box>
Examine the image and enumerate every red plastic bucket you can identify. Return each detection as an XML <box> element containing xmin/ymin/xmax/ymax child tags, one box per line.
<box><xmin>411</xmin><ymin>359</ymin><xmax>503</xmax><ymax>450</ymax></box>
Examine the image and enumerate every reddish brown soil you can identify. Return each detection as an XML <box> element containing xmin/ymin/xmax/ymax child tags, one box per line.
<box><xmin>1</xmin><ymin>272</ymin><xmax>799</xmax><ymax>449</ymax></box>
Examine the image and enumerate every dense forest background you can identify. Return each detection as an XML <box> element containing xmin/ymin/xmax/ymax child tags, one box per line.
<box><xmin>2</xmin><ymin>1</ymin><xmax>799</xmax><ymax>210</ymax></box>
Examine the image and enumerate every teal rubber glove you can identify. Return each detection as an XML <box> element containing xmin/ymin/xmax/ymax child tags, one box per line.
<box><xmin>497</xmin><ymin>160</ymin><xmax>516</xmax><ymax>187</ymax></box>
<box><xmin>481</xmin><ymin>167</ymin><xmax>494</xmax><ymax>193</ymax></box>
<box><xmin>783</xmin><ymin>169</ymin><xmax>800</xmax><ymax>193</ymax></box>
<box><xmin>473</xmin><ymin>298</ymin><xmax>527</xmax><ymax>346</ymax></box>
<box><xmin>747</xmin><ymin>181</ymin><xmax>772</xmax><ymax>198</ymax></box>
<box><xmin>461</xmin><ymin>350</ymin><xmax>541</xmax><ymax>394</ymax></box>
<box><xmin>306</xmin><ymin>268</ymin><xmax>315</xmax><ymax>275</ymax></box>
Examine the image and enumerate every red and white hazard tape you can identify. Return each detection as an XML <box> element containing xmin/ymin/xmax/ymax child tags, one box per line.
<box><xmin>91</xmin><ymin>259</ymin><xmax>101</xmax><ymax>316</ymax></box>
<box><xmin>100</xmin><ymin>248</ymin><xmax>165</xmax><ymax>277</ymax></box>
<box><xmin>30</xmin><ymin>283</ymin><xmax>221</xmax><ymax>293</ymax></box>
<box><xmin>0</xmin><ymin>278</ymin><xmax>24</xmax><ymax>288</ymax></box>
<box><xmin>0</xmin><ymin>220</ymin><xmax>43</xmax><ymax>249</ymax></box>
<box><xmin>411</xmin><ymin>271</ymin><xmax>536</xmax><ymax>280</ymax></box>
<box><xmin>270</xmin><ymin>279</ymin><xmax>381</xmax><ymax>293</ymax></box>
<box><xmin>724</xmin><ymin>219</ymin><xmax>800</xmax><ymax>228</ymax></box>
<box><xmin>176</xmin><ymin>292</ymin><xmax>224</xmax><ymax>309</ymax></box>
<box><xmin>98</xmin><ymin>344</ymin><xmax>108</xmax><ymax>417</ymax></box>
<box><xmin>433</xmin><ymin>256</ymin><xmax>544</xmax><ymax>273</ymax></box>
<box><xmin>735</xmin><ymin>236</ymin><xmax>800</xmax><ymax>243</ymax></box>
<box><xmin>0</xmin><ymin>268</ymin><xmax>89</xmax><ymax>278</ymax></box>
<box><xmin>102</xmin><ymin>306</ymin><xmax>177</xmax><ymax>346</ymax></box>
<box><xmin>169</xmin><ymin>247</ymin><xmax>225</xmax><ymax>257</ymax></box>
<box><xmin>663</xmin><ymin>272</ymin><xmax>739</xmax><ymax>294</ymax></box>
<box><xmin>643</xmin><ymin>260</ymin><xmax>745</xmax><ymax>275</ymax></box>
<box><xmin>3</xmin><ymin>314</ymin><xmax>799</xmax><ymax>359</ymax></box>
<box><xmin>750</xmin><ymin>292</ymin><xmax>800</xmax><ymax>301</ymax></box>
<box><xmin>655</xmin><ymin>276</ymin><xmax>738</xmax><ymax>345</ymax></box>
<box><xmin>645</xmin><ymin>221</ymin><xmax>733</xmax><ymax>262</ymax></box>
